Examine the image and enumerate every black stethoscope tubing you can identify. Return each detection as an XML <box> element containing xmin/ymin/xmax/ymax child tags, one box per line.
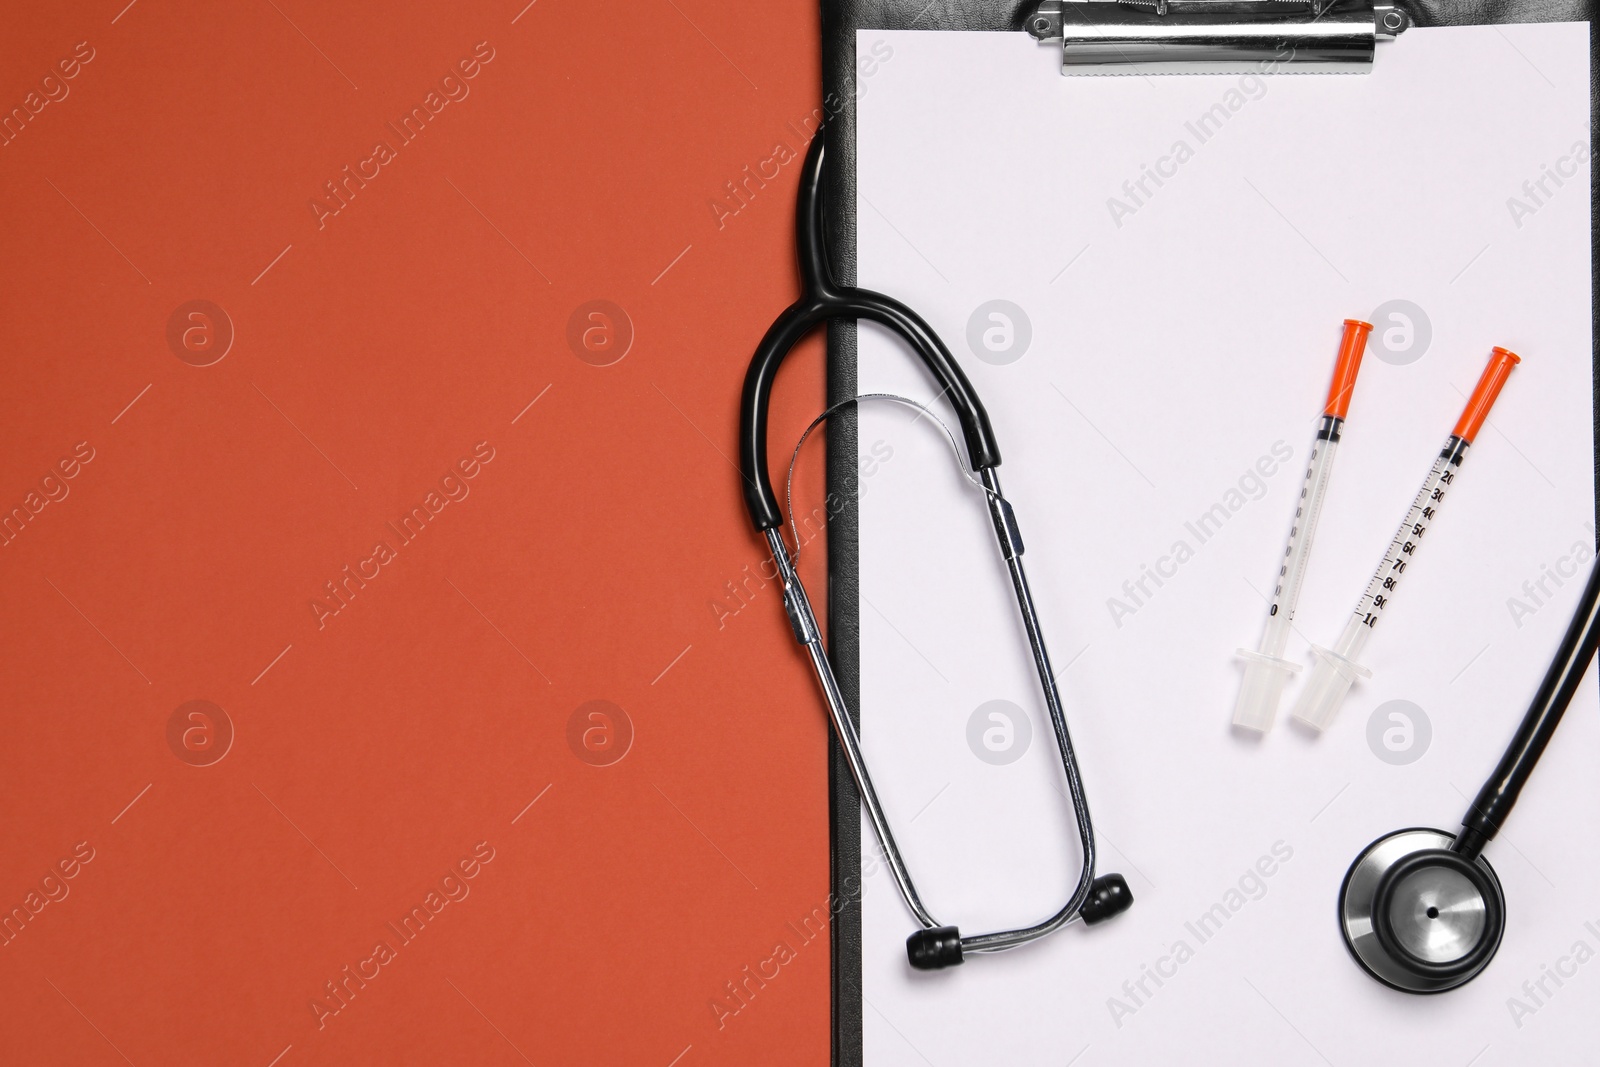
<box><xmin>1455</xmin><ymin>558</ymin><xmax>1600</xmax><ymax>860</ymax></box>
<box><xmin>739</xmin><ymin>138</ymin><xmax>999</xmax><ymax>533</ymax></box>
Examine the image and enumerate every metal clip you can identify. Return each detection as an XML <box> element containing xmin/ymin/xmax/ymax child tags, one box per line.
<box><xmin>1027</xmin><ymin>0</ymin><xmax>1410</xmax><ymax>75</ymax></box>
<box><xmin>995</xmin><ymin>497</ymin><xmax>1026</xmax><ymax>560</ymax></box>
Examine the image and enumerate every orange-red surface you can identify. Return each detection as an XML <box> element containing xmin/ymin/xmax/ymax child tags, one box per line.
<box><xmin>0</xmin><ymin>2</ymin><xmax>833</xmax><ymax>1063</ymax></box>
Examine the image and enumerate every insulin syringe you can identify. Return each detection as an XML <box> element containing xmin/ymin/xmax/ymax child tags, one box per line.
<box><xmin>1234</xmin><ymin>319</ymin><xmax>1373</xmax><ymax>733</ymax></box>
<box><xmin>1292</xmin><ymin>346</ymin><xmax>1522</xmax><ymax>732</ymax></box>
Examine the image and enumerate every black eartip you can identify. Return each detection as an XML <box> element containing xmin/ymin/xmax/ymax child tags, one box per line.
<box><xmin>906</xmin><ymin>925</ymin><xmax>963</xmax><ymax>970</ymax></box>
<box><xmin>1080</xmin><ymin>873</ymin><xmax>1133</xmax><ymax>925</ymax></box>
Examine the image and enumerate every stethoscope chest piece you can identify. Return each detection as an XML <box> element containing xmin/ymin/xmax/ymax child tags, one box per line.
<box><xmin>1339</xmin><ymin>828</ymin><xmax>1506</xmax><ymax>994</ymax></box>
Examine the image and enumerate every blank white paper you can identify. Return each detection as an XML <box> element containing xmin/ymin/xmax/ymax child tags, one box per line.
<box><xmin>854</xmin><ymin>23</ymin><xmax>1593</xmax><ymax>1067</ymax></box>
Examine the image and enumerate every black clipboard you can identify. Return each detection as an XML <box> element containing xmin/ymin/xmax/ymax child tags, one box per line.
<box><xmin>817</xmin><ymin>3</ymin><xmax>1597</xmax><ymax>1062</ymax></box>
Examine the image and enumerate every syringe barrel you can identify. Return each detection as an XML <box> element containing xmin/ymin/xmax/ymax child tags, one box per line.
<box><xmin>1265</xmin><ymin>419</ymin><xmax>1342</xmax><ymax>642</ymax></box>
<box><xmin>1353</xmin><ymin>436</ymin><xmax>1467</xmax><ymax>627</ymax></box>
<box><xmin>1233</xmin><ymin>421</ymin><xmax>1340</xmax><ymax>731</ymax></box>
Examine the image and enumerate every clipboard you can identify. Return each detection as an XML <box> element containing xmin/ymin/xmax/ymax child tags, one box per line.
<box><xmin>817</xmin><ymin>2</ymin><xmax>1597</xmax><ymax>1063</ymax></box>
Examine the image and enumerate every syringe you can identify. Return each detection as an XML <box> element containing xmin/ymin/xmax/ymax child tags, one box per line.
<box><xmin>1292</xmin><ymin>346</ymin><xmax>1522</xmax><ymax>733</ymax></box>
<box><xmin>1234</xmin><ymin>319</ymin><xmax>1373</xmax><ymax>733</ymax></box>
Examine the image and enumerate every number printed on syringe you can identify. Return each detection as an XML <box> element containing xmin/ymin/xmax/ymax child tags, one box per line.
<box><xmin>1359</xmin><ymin>451</ymin><xmax>1457</xmax><ymax>630</ymax></box>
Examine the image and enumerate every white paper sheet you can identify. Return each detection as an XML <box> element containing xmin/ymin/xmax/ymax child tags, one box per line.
<box><xmin>854</xmin><ymin>23</ymin><xmax>1594</xmax><ymax>1066</ymax></box>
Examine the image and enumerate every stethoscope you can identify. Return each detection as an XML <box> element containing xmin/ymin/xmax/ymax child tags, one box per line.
<box><xmin>738</xmin><ymin>132</ymin><xmax>1132</xmax><ymax>970</ymax></box>
<box><xmin>1340</xmin><ymin>559</ymin><xmax>1600</xmax><ymax>993</ymax></box>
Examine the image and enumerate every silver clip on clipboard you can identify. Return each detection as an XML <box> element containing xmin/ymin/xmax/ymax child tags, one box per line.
<box><xmin>1028</xmin><ymin>0</ymin><xmax>1410</xmax><ymax>73</ymax></box>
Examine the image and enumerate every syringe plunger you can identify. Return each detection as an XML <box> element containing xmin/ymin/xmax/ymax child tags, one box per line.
<box><xmin>1235</xmin><ymin>650</ymin><xmax>1300</xmax><ymax>732</ymax></box>
<box><xmin>1294</xmin><ymin>632</ymin><xmax>1372</xmax><ymax>732</ymax></box>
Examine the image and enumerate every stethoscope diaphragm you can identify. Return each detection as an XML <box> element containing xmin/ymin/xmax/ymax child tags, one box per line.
<box><xmin>1338</xmin><ymin>827</ymin><xmax>1505</xmax><ymax>994</ymax></box>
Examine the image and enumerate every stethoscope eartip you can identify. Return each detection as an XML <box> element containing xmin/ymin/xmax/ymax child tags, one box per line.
<box><xmin>1081</xmin><ymin>872</ymin><xmax>1134</xmax><ymax>925</ymax></box>
<box><xmin>907</xmin><ymin>926</ymin><xmax>963</xmax><ymax>970</ymax></box>
<box><xmin>1339</xmin><ymin>828</ymin><xmax>1506</xmax><ymax>994</ymax></box>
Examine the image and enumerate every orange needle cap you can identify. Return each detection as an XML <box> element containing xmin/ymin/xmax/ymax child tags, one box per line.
<box><xmin>1323</xmin><ymin>319</ymin><xmax>1373</xmax><ymax>419</ymax></box>
<box><xmin>1453</xmin><ymin>347</ymin><xmax>1521</xmax><ymax>443</ymax></box>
